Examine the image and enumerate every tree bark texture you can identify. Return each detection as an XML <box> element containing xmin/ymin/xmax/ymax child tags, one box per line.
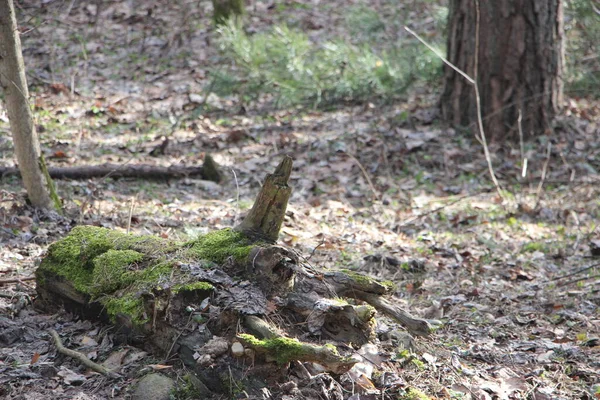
<box><xmin>0</xmin><ymin>0</ymin><xmax>52</xmax><ymax>208</ymax></box>
<box><xmin>441</xmin><ymin>0</ymin><xmax>564</xmax><ymax>142</ymax></box>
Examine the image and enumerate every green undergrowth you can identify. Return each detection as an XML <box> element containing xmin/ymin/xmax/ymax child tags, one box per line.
<box><xmin>37</xmin><ymin>226</ymin><xmax>253</xmax><ymax>324</ymax></box>
<box><xmin>565</xmin><ymin>0</ymin><xmax>600</xmax><ymax>98</ymax></box>
<box><xmin>211</xmin><ymin>21</ymin><xmax>442</xmax><ymax>108</ymax></box>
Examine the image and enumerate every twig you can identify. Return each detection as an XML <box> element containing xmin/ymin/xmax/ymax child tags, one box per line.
<box><xmin>534</xmin><ymin>142</ymin><xmax>552</xmax><ymax>208</ymax></box>
<box><xmin>343</xmin><ymin>152</ymin><xmax>379</xmax><ymax>201</ymax></box>
<box><xmin>517</xmin><ymin>109</ymin><xmax>527</xmax><ymax>178</ymax></box>
<box><xmin>405</xmin><ymin>21</ymin><xmax>504</xmax><ymax>203</ymax></box>
<box><xmin>558</xmin><ymin>274</ymin><xmax>600</xmax><ymax>287</ymax></box>
<box><xmin>49</xmin><ymin>329</ymin><xmax>121</xmax><ymax>378</ymax></box>
<box><xmin>126</xmin><ymin>196</ymin><xmax>136</xmax><ymax>234</ymax></box>
<box><xmin>232</xmin><ymin>168</ymin><xmax>240</xmax><ymax>225</ymax></box>
<box><xmin>550</xmin><ymin>262</ymin><xmax>600</xmax><ymax>282</ymax></box>
<box><xmin>397</xmin><ymin>192</ymin><xmax>476</xmax><ymax>228</ymax></box>
<box><xmin>0</xmin><ymin>276</ymin><xmax>36</xmax><ymax>285</ymax></box>
<box><xmin>307</xmin><ymin>239</ymin><xmax>325</xmax><ymax>261</ymax></box>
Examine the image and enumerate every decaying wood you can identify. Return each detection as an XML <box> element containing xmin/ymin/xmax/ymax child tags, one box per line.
<box><xmin>234</xmin><ymin>155</ymin><xmax>292</xmax><ymax>242</ymax></box>
<box><xmin>35</xmin><ymin>156</ymin><xmax>434</xmax><ymax>396</ymax></box>
<box><xmin>0</xmin><ymin>159</ymin><xmax>221</xmax><ymax>182</ymax></box>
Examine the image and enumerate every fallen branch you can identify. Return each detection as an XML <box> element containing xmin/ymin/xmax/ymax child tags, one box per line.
<box><xmin>551</xmin><ymin>262</ymin><xmax>600</xmax><ymax>283</ymax></box>
<box><xmin>352</xmin><ymin>292</ymin><xmax>434</xmax><ymax>337</ymax></box>
<box><xmin>49</xmin><ymin>329</ymin><xmax>121</xmax><ymax>378</ymax></box>
<box><xmin>0</xmin><ymin>163</ymin><xmax>219</xmax><ymax>182</ymax></box>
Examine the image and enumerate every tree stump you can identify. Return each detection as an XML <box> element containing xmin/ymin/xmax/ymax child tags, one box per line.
<box><xmin>35</xmin><ymin>156</ymin><xmax>434</xmax><ymax>397</ymax></box>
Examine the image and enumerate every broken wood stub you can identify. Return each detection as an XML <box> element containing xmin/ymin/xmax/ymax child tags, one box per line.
<box><xmin>234</xmin><ymin>155</ymin><xmax>292</xmax><ymax>243</ymax></box>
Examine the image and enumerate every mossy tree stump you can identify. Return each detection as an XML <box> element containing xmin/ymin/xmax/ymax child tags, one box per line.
<box><xmin>35</xmin><ymin>156</ymin><xmax>433</xmax><ymax>397</ymax></box>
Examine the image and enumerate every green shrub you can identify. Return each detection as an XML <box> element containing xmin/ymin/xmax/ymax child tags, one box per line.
<box><xmin>565</xmin><ymin>0</ymin><xmax>600</xmax><ymax>97</ymax></box>
<box><xmin>211</xmin><ymin>21</ymin><xmax>443</xmax><ymax>108</ymax></box>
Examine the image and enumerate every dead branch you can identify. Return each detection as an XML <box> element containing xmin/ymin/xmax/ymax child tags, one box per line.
<box><xmin>0</xmin><ymin>159</ymin><xmax>221</xmax><ymax>182</ymax></box>
<box><xmin>49</xmin><ymin>329</ymin><xmax>121</xmax><ymax>378</ymax></box>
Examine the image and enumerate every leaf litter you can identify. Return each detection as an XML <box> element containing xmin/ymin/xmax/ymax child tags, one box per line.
<box><xmin>0</xmin><ymin>0</ymin><xmax>599</xmax><ymax>399</ymax></box>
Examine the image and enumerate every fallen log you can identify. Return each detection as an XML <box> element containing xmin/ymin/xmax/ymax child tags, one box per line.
<box><xmin>35</xmin><ymin>155</ymin><xmax>434</xmax><ymax>398</ymax></box>
<box><xmin>1</xmin><ymin>154</ymin><xmax>222</xmax><ymax>182</ymax></box>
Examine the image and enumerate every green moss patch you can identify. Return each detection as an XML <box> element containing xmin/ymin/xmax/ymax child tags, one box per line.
<box><xmin>186</xmin><ymin>228</ymin><xmax>254</xmax><ymax>263</ymax></box>
<box><xmin>340</xmin><ymin>269</ymin><xmax>396</xmax><ymax>292</ymax></box>
<box><xmin>38</xmin><ymin>226</ymin><xmax>248</xmax><ymax>325</ymax></box>
<box><xmin>172</xmin><ymin>281</ymin><xmax>214</xmax><ymax>294</ymax></box>
<box><xmin>238</xmin><ymin>334</ymin><xmax>308</xmax><ymax>365</ymax></box>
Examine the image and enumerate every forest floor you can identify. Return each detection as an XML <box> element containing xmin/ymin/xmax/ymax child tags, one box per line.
<box><xmin>1</xmin><ymin>0</ymin><xmax>599</xmax><ymax>399</ymax></box>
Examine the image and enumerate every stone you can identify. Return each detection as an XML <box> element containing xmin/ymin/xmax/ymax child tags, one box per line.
<box><xmin>132</xmin><ymin>373</ymin><xmax>175</xmax><ymax>400</ymax></box>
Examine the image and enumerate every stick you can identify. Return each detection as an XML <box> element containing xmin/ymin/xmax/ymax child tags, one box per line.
<box><xmin>517</xmin><ymin>109</ymin><xmax>527</xmax><ymax>178</ymax></box>
<box><xmin>49</xmin><ymin>329</ymin><xmax>121</xmax><ymax>378</ymax></box>
<box><xmin>397</xmin><ymin>192</ymin><xmax>476</xmax><ymax>228</ymax></box>
<box><xmin>550</xmin><ymin>262</ymin><xmax>600</xmax><ymax>282</ymax></box>
<box><xmin>534</xmin><ymin>142</ymin><xmax>552</xmax><ymax>208</ymax></box>
<box><xmin>558</xmin><ymin>274</ymin><xmax>600</xmax><ymax>287</ymax></box>
<box><xmin>405</xmin><ymin>22</ymin><xmax>504</xmax><ymax>203</ymax></box>
<box><xmin>343</xmin><ymin>152</ymin><xmax>379</xmax><ymax>201</ymax></box>
<box><xmin>126</xmin><ymin>196</ymin><xmax>136</xmax><ymax>234</ymax></box>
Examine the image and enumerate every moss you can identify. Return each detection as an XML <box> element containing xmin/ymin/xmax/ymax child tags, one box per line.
<box><xmin>104</xmin><ymin>293</ymin><xmax>146</xmax><ymax>324</ymax></box>
<box><xmin>238</xmin><ymin>334</ymin><xmax>308</xmax><ymax>365</ymax></box>
<box><xmin>400</xmin><ymin>387</ymin><xmax>431</xmax><ymax>400</ymax></box>
<box><xmin>522</xmin><ymin>242</ymin><xmax>545</xmax><ymax>253</ymax></box>
<box><xmin>89</xmin><ymin>249</ymin><xmax>143</xmax><ymax>297</ymax></box>
<box><xmin>39</xmin><ymin>226</ymin><xmax>171</xmax><ymax>294</ymax></box>
<box><xmin>172</xmin><ymin>281</ymin><xmax>214</xmax><ymax>294</ymax></box>
<box><xmin>340</xmin><ymin>269</ymin><xmax>396</xmax><ymax>291</ymax></box>
<box><xmin>38</xmin><ymin>226</ymin><xmax>179</xmax><ymax>324</ymax></box>
<box><xmin>186</xmin><ymin>228</ymin><xmax>254</xmax><ymax>264</ymax></box>
<box><xmin>38</xmin><ymin>226</ymin><xmax>251</xmax><ymax>326</ymax></box>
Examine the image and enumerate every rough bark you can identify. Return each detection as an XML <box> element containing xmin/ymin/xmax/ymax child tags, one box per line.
<box><xmin>35</xmin><ymin>157</ymin><xmax>433</xmax><ymax>397</ymax></box>
<box><xmin>0</xmin><ymin>0</ymin><xmax>54</xmax><ymax>208</ymax></box>
<box><xmin>441</xmin><ymin>0</ymin><xmax>564</xmax><ymax>142</ymax></box>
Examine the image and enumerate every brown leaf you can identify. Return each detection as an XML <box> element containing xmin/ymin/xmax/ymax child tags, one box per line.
<box><xmin>148</xmin><ymin>364</ymin><xmax>173</xmax><ymax>371</ymax></box>
<box><xmin>30</xmin><ymin>352</ymin><xmax>40</xmax><ymax>365</ymax></box>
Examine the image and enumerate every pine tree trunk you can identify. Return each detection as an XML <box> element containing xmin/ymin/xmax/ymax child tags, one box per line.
<box><xmin>440</xmin><ymin>0</ymin><xmax>564</xmax><ymax>142</ymax></box>
<box><xmin>0</xmin><ymin>0</ymin><xmax>53</xmax><ymax>208</ymax></box>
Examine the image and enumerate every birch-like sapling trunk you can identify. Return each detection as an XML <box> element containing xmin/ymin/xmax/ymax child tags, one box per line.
<box><xmin>0</xmin><ymin>0</ymin><xmax>54</xmax><ymax>209</ymax></box>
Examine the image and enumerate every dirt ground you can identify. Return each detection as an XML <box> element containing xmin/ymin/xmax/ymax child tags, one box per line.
<box><xmin>1</xmin><ymin>0</ymin><xmax>599</xmax><ymax>399</ymax></box>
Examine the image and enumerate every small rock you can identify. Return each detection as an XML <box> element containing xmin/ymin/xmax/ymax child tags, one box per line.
<box><xmin>231</xmin><ymin>341</ymin><xmax>244</xmax><ymax>357</ymax></box>
<box><xmin>132</xmin><ymin>373</ymin><xmax>175</xmax><ymax>400</ymax></box>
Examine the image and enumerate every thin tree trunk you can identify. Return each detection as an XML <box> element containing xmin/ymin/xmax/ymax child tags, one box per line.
<box><xmin>0</xmin><ymin>0</ymin><xmax>53</xmax><ymax>208</ymax></box>
<box><xmin>441</xmin><ymin>0</ymin><xmax>564</xmax><ymax>142</ymax></box>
